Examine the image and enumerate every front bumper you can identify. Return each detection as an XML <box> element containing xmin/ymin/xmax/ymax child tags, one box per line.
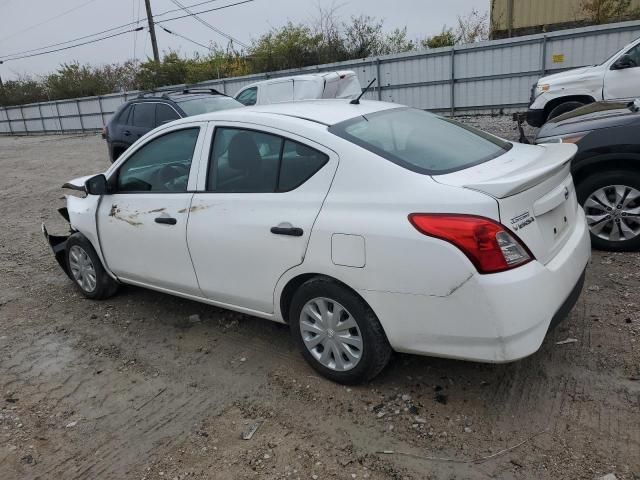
<box><xmin>42</xmin><ymin>222</ymin><xmax>72</xmax><ymax>279</ymax></box>
<box><xmin>359</xmin><ymin>208</ymin><xmax>591</xmax><ymax>363</ymax></box>
<box><xmin>526</xmin><ymin>108</ymin><xmax>546</xmax><ymax>127</ymax></box>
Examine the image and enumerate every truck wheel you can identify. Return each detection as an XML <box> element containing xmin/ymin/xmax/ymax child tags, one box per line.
<box><xmin>576</xmin><ymin>170</ymin><xmax>640</xmax><ymax>251</ymax></box>
<box><xmin>66</xmin><ymin>233</ymin><xmax>119</xmax><ymax>299</ymax></box>
<box><xmin>547</xmin><ymin>101</ymin><xmax>585</xmax><ymax>121</ymax></box>
<box><xmin>289</xmin><ymin>277</ymin><xmax>392</xmax><ymax>384</ymax></box>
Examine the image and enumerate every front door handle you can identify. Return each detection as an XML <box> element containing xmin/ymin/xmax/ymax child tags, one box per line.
<box><xmin>155</xmin><ymin>216</ymin><xmax>177</xmax><ymax>225</ymax></box>
<box><xmin>271</xmin><ymin>225</ymin><xmax>303</xmax><ymax>236</ymax></box>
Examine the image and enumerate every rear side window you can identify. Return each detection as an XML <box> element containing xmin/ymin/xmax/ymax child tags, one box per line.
<box><xmin>115</xmin><ymin>105</ymin><xmax>133</xmax><ymax>125</ymax></box>
<box><xmin>329</xmin><ymin>108</ymin><xmax>511</xmax><ymax>175</ymax></box>
<box><xmin>207</xmin><ymin>127</ymin><xmax>328</xmax><ymax>193</ymax></box>
<box><xmin>235</xmin><ymin>87</ymin><xmax>257</xmax><ymax>106</ymax></box>
<box><xmin>131</xmin><ymin>103</ymin><xmax>155</xmax><ymax>128</ymax></box>
<box><xmin>279</xmin><ymin>140</ymin><xmax>329</xmax><ymax>191</ymax></box>
<box><xmin>156</xmin><ymin>104</ymin><xmax>180</xmax><ymax>125</ymax></box>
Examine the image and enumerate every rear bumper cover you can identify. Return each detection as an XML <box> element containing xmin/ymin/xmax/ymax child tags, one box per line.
<box><xmin>359</xmin><ymin>207</ymin><xmax>591</xmax><ymax>363</ymax></box>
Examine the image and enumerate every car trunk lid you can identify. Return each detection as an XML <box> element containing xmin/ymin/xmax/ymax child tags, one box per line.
<box><xmin>433</xmin><ymin>142</ymin><xmax>578</xmax><ymax>264</ymax></box>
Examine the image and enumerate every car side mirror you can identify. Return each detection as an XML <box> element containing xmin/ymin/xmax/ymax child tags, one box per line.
<box><xmin>85</xmin><ymin>174</ymin><xmax>108</xmax><ymax>195</ymax></box>
<box><xmin>612</xmin><ymin>54</ymin><xmax>637</xmax><ymax>70</ymax></box>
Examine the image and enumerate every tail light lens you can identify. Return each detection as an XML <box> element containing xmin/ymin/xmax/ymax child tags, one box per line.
<box><xmin>408</xmin><ymin>214</ymin><xmax>533</xmax><ymax>274</ymax></box>
<box><xmin>101</xmin><ymin>126</ymin><xmax>108</xmax><ymax>139</ymax></box>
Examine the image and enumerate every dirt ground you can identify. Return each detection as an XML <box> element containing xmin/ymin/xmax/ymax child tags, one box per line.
<box><xmin>1</xmin><ymin>118</ymin><xmax>639</xmax><ymax>480</ymax></box>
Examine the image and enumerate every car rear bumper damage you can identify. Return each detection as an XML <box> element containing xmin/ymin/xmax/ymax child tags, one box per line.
<box><xmin>359</xmin><ymin>207</ymin><xmax>591</xmax><ymax>363</ymax></box>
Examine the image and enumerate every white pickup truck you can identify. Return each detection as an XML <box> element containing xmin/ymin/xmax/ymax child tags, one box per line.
<box><xmin>527</xmin><ymin>36</ymin><xmax>640</xmax><ymax>127</ymax></box>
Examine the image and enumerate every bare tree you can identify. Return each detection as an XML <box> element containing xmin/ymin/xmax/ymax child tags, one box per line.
<box><xmin>456</xmin><ymin>8</ymin><xmax>489</xmax><ymax>44</ymax></box>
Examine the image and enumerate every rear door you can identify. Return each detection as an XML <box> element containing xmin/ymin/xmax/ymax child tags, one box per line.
<box><xmin>434</xmin><ymin>142</ymin><xmax>579</xmax><ymax>264</ymax></box>
<box><xmin>128</xmin><ymin>102</ymin><xmax>156</xmax><ymax>140</ymax></box>
<box><xmin>187</xmin><ymin>122</ymin><xmax>338</xmax><ymax>313</ymax></box>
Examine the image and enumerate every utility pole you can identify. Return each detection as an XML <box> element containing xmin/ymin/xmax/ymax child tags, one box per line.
<box><xmin>144</xmin><ymin>0</ymin><xmax>160</xmax><ymax>63</ymax></box>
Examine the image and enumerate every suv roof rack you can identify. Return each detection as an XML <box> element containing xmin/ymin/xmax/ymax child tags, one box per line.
<box><xmin>135</xmin><ymin>87</ymin><xmax>227</xmax><ymax>99</ymax></box>
<box><xmin>181</xmin><ymin>87</ymin><xmax>227</xmax><ymax>96</ymax></box>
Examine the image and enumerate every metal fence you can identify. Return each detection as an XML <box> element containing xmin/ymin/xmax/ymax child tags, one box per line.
<box><xmin>2</xmin><ymin>19</ymin><xmax>640</xmax><ymax>135</ymax></box>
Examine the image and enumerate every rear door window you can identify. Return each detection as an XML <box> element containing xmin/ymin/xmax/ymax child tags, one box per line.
<box><xmin>207</xmin><ymin>128</ymin><xmax>328</xmax><ymax>193</ymax></box>
<box><xmin>156</xmin><ymin>104</ymin><xmax>180</xmax><ymax>125</ymax></box>
<box><xmin>131</xmin><ymin>103</ymin><xmax>156</xmax><ymax>129</ymax></box>
<box><xmin>329</xmin><ymin>107</ymin><xmax>511</xmax><ymax>175</ymax></box>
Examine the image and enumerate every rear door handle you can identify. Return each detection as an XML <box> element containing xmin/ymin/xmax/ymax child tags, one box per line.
<box><xmin>155</xmin><ymin>216</ymin><xmax>177</xmax><ymax>225</ymax></box>
<box><xmin>270</xmin><ymin>226</ymin><xmax>303</xmax><ymax>237</ymax></box>
<box><xmin>123</xmin><ymin>130</ymin><xmax>131</xmax><ymax>136</ymax></box>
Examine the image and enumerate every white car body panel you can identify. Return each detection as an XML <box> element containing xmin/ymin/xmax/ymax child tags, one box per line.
<box><xmin>530</xmin><ymin>37</ymin><xmax>640</xmax><ymax>111</ymax></box>
<box><xmin>235</xmin><ymin>71</ymin><xmax>362</xmax><ymax>106</ymax></box>
<box><xmin>58</xmin><ymin>100</ymin><xmax>590</xmax><ymax>364</ymax></box>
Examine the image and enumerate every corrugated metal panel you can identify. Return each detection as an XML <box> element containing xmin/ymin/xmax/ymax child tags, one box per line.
<box><xmin>1</xmin><ymin>20</ymin><xmax>640</xmax><ymax>135</ymax></box>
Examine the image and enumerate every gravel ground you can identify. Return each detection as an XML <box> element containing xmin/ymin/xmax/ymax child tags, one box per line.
<box><xmin>0</xmin><ymin>116</ymin><xmax>639</xmax><ymax>480</ymax></box>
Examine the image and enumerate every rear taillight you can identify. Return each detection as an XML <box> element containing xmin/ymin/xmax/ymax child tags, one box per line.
<box><xmin>408</xmin><ymin>214</ymin><xmax>533</xmax><ymax>274</ymax></box>
<box><xmin>101</xmin><ymin>126</ymin><xmax>108</xmax><ymax>139</ymax></box>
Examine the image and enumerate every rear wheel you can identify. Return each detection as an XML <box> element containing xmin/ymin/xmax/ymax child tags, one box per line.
<box><xmin>576</xmin><ymin>170</ymin><xmax>640</xmax><ymax>251</ymax></box>
<box><xmin>547</xmin><ymin>101</ymin><xmax>586</xmax><ymax>121</ymax></box>
<box><xmin>66</xmin><ymin>234</ymin><xmax>119</xmax><ymax>299</ymax></box>
<box><xmin>289</xmin><ymin>277</ymin><xmax>392</xmax><ymax>384</ymax></box>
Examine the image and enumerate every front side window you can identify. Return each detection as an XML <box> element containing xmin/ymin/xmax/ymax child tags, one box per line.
<box><xmin>329</xmin><ymin>107</ymin><xmax>511</xmax><ymax>175</ymax></box>
<box><xmin>626</xmin><ymin>43</ymin><xmax>640</xmax><ymax>67</ymax></box>
<box><xmin>235</xmin><ymin>87</ymin><xmax>257</xmax><ymax>106</ymax></box>
<box><xmin>117</xmin><ymin>128</ymin><xmax>199</xmax><ymax>192</ymax></box>
<box><xmin>131</xmin><ymin>103</ymin><xmax>155</xmax><ymax>128</ymax></box>
<box><xmin>207</xmin><ymin>128</ymin><xmax>328</xmax><ymax>193</ymax></box>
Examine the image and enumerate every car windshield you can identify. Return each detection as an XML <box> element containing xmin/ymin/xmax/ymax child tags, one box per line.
<box><xmin>329</xmin><ymin>107</ymin><xmax>511</xmax><ymax>174</ymax></box>
<box><xmin>176</xmin><ymin>96</ymin><xmax>244</xmax><ymax>116</ymax></box>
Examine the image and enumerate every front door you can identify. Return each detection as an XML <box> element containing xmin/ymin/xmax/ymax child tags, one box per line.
<box><xmin>187</xmin><ymin>124</ymin><xmax>338</xmax><ymax>314</ymax></box>
<box><xmin>98</xmin><ymin>124</ymin><xmax>205</xmax><ymax>295</ymax></box>
<box><xmin>604</xmin><ymin>42</ymin><xmax>640</xmax><ymax>101</ymax></box>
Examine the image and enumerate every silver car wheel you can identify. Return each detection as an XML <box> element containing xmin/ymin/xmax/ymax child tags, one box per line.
<box><xmin>68</xmin><ymin>245</ymin><xmax>97</xmax><ymax>293</ymax></box>
<box><xmin>584</xmin><ymin>184</ymin><xmax>640</xmax><ymax>242</ymax></box>
<box><xmin>299</xmin><ymin>297</ymin><xmax>363</xmax><ymax>372</ymax></box>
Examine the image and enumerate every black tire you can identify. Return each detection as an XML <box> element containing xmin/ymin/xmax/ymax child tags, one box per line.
<box><xmin>65</xmin><ymin>233</ymin><xmax>119</xmax><ymax>299</ymax></box>
<box><xmin>576</xmin><ymin>169</ymin><xmax>640</xmax><ymax>252</ymax></box>
<box><xmin>547</xmin><ymin>101</ymin><xmax>586</xmax><ymax>122</ymax></box>
<box><xmin>289</xmin><ymin>277</ymin><xmax>392</xmax><ymax>384</ymax></box>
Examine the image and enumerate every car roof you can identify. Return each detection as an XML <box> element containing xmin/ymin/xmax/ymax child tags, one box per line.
<box><xmin>182</xmin><ymin>99</ymin><xmax>402</xmax><ymax>127</ymax></box>
<box><xmin>238</xmin><ymin>70</ymin><xmax>356</xmax><ymax>92</ymax></box>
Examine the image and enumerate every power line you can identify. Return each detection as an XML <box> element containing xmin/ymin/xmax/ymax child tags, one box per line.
<box><xmin>159</xmin><ymin>25</ymin><xmax>211</xmax><ymax>51</ymax></box>
<box><xmin>0</xmin><ymin>0</ymin><xmax>100</xmax><ymax>42</ymax></box>
<box><xmin>1</xmin><ymin>27</ymin><xmax>144</xmax><ymax>63</ymax></box>
<box><xmin>0</xmin><ymin>0</ymin><xmax>254</xmax><ymax>61</ymax></box>
<box><xmin>166</xmin><ymin>0</ymin><xmax>248</xmax><ymax>49</ymax></box>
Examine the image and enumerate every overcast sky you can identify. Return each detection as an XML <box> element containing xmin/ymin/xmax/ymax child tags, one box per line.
<box><xmin>0</xmin><ymin>0</ymin><xmax>486</xmax><ymax>80</ymax></box>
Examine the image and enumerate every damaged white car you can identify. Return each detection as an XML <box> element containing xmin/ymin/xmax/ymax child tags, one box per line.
<box><xmin>44</xmin><ymin>99</ymin><xmax>591</xmax><ymax>384</ymax></box>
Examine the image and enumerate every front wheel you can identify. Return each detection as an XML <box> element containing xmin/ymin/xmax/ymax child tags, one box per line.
<box><xmin>289</xmin><ymin>277</ymin><xmax>392</xmax><ymax>384</ymax></box>
<box><xmin>66</xmin><ymin>233</ymin><xmax>119</xmax><ymax>299</ymax></box>
<box><xmin>547</xmin><ymin>101</ymin><xmax>586</xmax><ymax>121</ymax></box>
<box><xmin>576</xmin><ymin>170</ymin><xmax>640</xmax><ymax>251</ymax></box>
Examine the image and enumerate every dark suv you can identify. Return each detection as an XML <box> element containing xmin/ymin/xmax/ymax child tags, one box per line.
<box><xmin>102</xmin><ymin>88</ymin><xmax>243</xmax><ymax>162</ymax></box>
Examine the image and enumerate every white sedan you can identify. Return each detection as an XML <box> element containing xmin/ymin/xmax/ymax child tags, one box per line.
<box><xmin>44</xmin><ymin>100</ymin><xmax>591</xmax><ymax>384</ymax></box>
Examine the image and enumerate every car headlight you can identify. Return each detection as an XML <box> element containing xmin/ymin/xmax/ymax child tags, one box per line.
<box><xmin>535</xmin><ymin>84</ymin><xmax>551</xmax><ymax>96</ymax></box>
<box><xmin>535</xmin><ymin>131</ymin><xmax>591</xmax><ymax>144</ymax></box>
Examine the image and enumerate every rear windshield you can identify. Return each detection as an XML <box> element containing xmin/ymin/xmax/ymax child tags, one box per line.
<box><xmin>176</xmin><ymin>96</ymin><xmax>243</xmax><ymax>116</ymax></box>
<box><xmin>329</xmin><ymin>108</ymin><xmax>512</xmax><ymax>174</ymax></box>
